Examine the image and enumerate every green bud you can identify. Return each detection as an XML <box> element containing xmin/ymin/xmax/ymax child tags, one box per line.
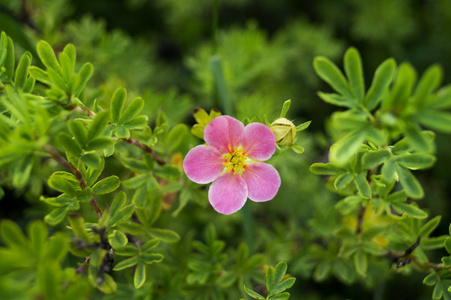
<box><xmin>270</xmin><ymin>118</ymin><xmax>296</xmax><ymax>146</ymax></box>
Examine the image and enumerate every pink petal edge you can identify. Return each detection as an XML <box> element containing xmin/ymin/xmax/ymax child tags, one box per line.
<box><xmin>241</xmin><ymin>122</ymin><xmax>276</xmax><ymax>161</ymax></box>
<box><xmin>204</xmin><ymin>116</ymin><xmax>244</xmax><ymax>153</ymax></box>
<box><xmin>208</xmin><ymin>172</ymin><xmax>248</xmax><ymax>215</ymax></box>
<box><xmin>242</xmin><ymin>162</ymin><xmax>281</xmax><ymax>202</ymax></box>
<box><xmin>183</xmin><ymin>145</ymin><xmax>225</xmax><ymax>184</ymax></box>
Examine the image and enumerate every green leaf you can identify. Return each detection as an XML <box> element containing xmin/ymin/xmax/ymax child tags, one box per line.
<box><xmin>396</xmin><ymin>153</ymin><xmax>436</xmax><ymax>169</ymax></box>
<box><xmin>68</xmin><ymin>120</ymin><xmax>88</xmax><ymax>147</ymax></box>
<box><xmin>355</xmin><ymin>172</ymin><xmax>371</xmax><ymax>199</ymax></box>
<box><xmin>115</xmin><ymin>245</ymin><xmax>139</xmax><ymax>256</ymax></box>
<box><xmin>269</xmin><ymin>293</ymin><xmax>290</xmax><ymax>300</ymax></box>
<box><xmin>134</xmin><ymin>262</ymin><xmax>146</xmax><ymax>289</ymax></box>
<box><xmin>243</xmin><ymin>285</ymin><xmax>265</xmax><ymax>300</ymax></box>
<box><xmin>149</xmin><ymin>228</ymin><xmax>180</xmax><ymax>243</ymax></box>
<box><xmin>0</xmin><ymin>219</ymin><xmax>28</xmax><ymax>249</ymax></box>
<box><xmin>413</xmin><ymin>64</ymin><xmax>442</xmax><ymax>105</ymax></box>
<box><xmin>3</xmin><ymin>36</ymin><xmax>14</xmax><ymax>81</ymax></box>
<box><xmin>166</xmin><ymin>124</ymin><xmax>189</xmax><ymax>152</ymax></box>
<box><xmin>429</xmin><ymin>85</ymin><xmax>451</xmax><ymax>109</ymax></box>
<box><xmin>45</xmin><ymin>207</ymin><xmax>70</xmax><ymax>225</ymax></box>
<box><xmin>433</xmin><ymin>280</ymin><xmax>444</xmax><ymax>300</ymax></box>
<box><xmin>67</xmin><ymin>214</ymin><xmax>91</xmax><ymax>243</ymax></box>
<box><xmin>14</xmin><ymin>52</ymin><xmax>31</xmax><ymax>90</ymax></box>
<box><xmin>115</xmin><ymin>125</ymin><xmax>130</xmax><ymax>138</ymax></box>
<box><xmin>133</xmin><ymin>186</ymin><xmax>148</xmax><ymax>207</ymax></box>
<box><xmin>81</xmin><ymin>153</ymin><xmax>101</xmax><ymax>169</ymax></box>
<box><xmin>48</xmin><ymin>171</ymin><xmax>79</xmax><ymax>194</ymax></box>
<box><xmin>422</xmin><ymin>236</ymin><xmax>447</xmax><ymax>250</ymax></box>
<box><xmin>280</xmin><ymin>99</ymin><xmax>291</xmax><ymax>118</ymax></box>
<box><xmin>314</xmin><ymin>56</ymin><xmax>351</xmax><ymax>98</ymax></box>
<box><xmin>416</xmin><ymin>110</ymin><xmax>451</xmax><ymax>134</ymax></box>
<box><xmin>47</xmin><ymin>67</ymin><xmax>68</xmax><ymax>91</ymax></box>
<box><xmin>391</xmin><ymin>203</ymin><xmax>428</xmax><ymax>219</ymax></box>
<box><xmin>266</xmin><ymin>265</ymin><xmax>276</xmax><ymax>292</ymax></box>
<box><xmin>310</xmin><ymin>163</ymin><xmax>345</xmax><ymax>175</ymax></box>
<box><xmin>88</xmin><ymin>111</ymin><xmax>110</xmax><ymax>140</ymax></box>
<box><xmin>329</xmin><ymin>129</ymin><xmax>367</xmax><ymax>165</ymax></box>
<box><xmin>108</xmin><ymin>230</ymin><xmax>128</xmax><ymax>249</ymax></box>
<box><xmin>85</xmin><ymin>137</ymin><xmax>115</xmax><ymax>151</ymax></box>
<box><xmin>396</xmin><ymin>164</ymin><xmax>424</xmax><ymax>199</ymax></box>
<box><xmin>123</xmin><ymin>115</ymin><xmax>148</xmax><ymax>129</ymax></box>
<box><xmin>384</xmin><ymin>62</ymin><xmax>416</xmax><ymax>109</ymax></box>
<box><xmin>12</xmin><ymin>154</ymin><xmax>33</xmax><ymax>187</ymax></box>
<box><xmin>111</xmin><ymin>87</ymin><xmax>126</xmax><ymax>123</ymax></box>
<box><xmin>217</xmin><ymin>271</ymin><xmax>237</xmax><ymax>287</ymax></box>
<box><xmin>290</xmin><ymin>145</ymin><xmax>305</xmax><ymax>154</ymax></box>
<box><xmin>123</xmin><ymin>174</ymin><xmax>148</xmax><ymax>189</ymax></box>
<box><xmin>313</xmin><ymin>261</ymin><xmax>331</xmax><ymax>281</ymax></box>
<box><xmin>317</xmin><ymin>92</ymin><xmax>354</xmax><ymax>108</ymax></box>
<box><xmin>73</xmin><ymin>62</ymin><xmax>93</xmax><ymax>97</ymax></box>
<box><xmin>272</xmin><ymin>278</ymin><xmax>296</xmax><ymax>295</ymax></box>
<box><xmin>58</xmin><ymin>132</ymin><xmax>82</xmax><ymax>156</ymax></box>
<box><xmin>97</xmin><ymin>273</ymin><xmax>117</xmax><ymax>295</ymax></box>
<box><xmin>334</xmin><ymin>173</ymin><xmax>354</xmax><ymax>190</ymax></box>
<box><xmin>381</xmin><ymin>158</ymin><xmax>396</xmax><ymax>182</ymax></box>
<box><xmin>141</xmin><ymin>239</ymin><xmax>160</xmax><ymax>252</ymax></box>
<box><xmin>119</xmin><ymin>97</ymin><xmax>144</xmax><ymax>125</ymax></box>
<box><xmin>405</xmin><ymin>124</ymin><xmax>431</xmax><ymax>153</ymax></box>
<box><xmin>109</xmin><ymin>191</ymin><xmax>125</xmax><ymax>216</ymax></box>
<box><xmin>109</xmin><ymin>204</ymin><xmax>134</xmax><ymax>228</ymax></box>
<box><xmin>142</xmin><ymin>253</ymin><xmax>164</xmax><ymax>264</ymax></box>
<box><xmin>362</xmin><ymin>149</ymin><xmax>390</xmax><ymax>169</ymax></box>
<box><xmin>37</xmin><ymin>40</ymin><xmax>61</xmax><ymax>73</ymax></box>
<box><xmin>423</xmin><ymin>273</ymin><xmax>438</xmax><ymax>286</ymax></box>
<box><xmin>59</xmin><ymin>52</ymin><xmax>74</xmax><ymax>84</ymax></box>
<box><xmin>354</xmin><ymin>250</ymin><xmax>368</xmax><ymax>277</ymax></box>
<box><xmin>113</xmin><ymin>255</ymin><xmax>139</xmax><ymax>271</ymax></box>
<box><xmin>153</xmin><ymin>165</ymin><xmax>180</xmax><ymax>180</ymax></box>
<box><xmin>45</xmin><ymin>233</ymin><xmax>68</xmax><ymax>262</ymax></box>
<box><xmin>344</xmin><ymin>47</ymin><xmax>364</xmax><ymax>102</ymax></box>
<box><xmin>28</xmin><ymin>221</ymin><xmax>47</xmax><ymax>259</ymax></box>
<box><xmin>274</xmin><ymin>261</ymin><xmax>288</xmax><ymax>287</ymax></box>
<box><xmin>37</xmin><ymin>261</ymin><xmax>59</xmax><ymax>299</ymax></box>
<box><xmin>296</xmin><ymin>120</ymin><xmax>311</xmax><ymax>131</ymax></box>
<box><xmin>84</xmin><ymin>157</ymin><xmax>105</xmax><ymax>186</ymax></box>
<box><xmin>364</xmin><ymin>58</ymin><xmax>396</xmax><ymax>110</ymax></box>
<box><xmin>91</xmin><ymin>176</ymin><xmax>120</xmax><ymax>195</ymax></box>
<box><xmin>28</xmin><ymin>66</ymin><xmax>51</xmax><ymax>85</ymax></box>
<box><xmin>446</xmin><ymin>237</ymin><xmax>451</xmax><ymax>254</ymax></box>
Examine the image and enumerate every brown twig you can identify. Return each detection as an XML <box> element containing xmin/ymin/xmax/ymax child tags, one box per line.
<box><xmin>123</xmin><ymin>137</ymin><xmax>166</xmax><ymax>166</ymax></box>
<box><xmin>356</xmin><ymin>204</ymin><xmax>366</xmax><ymax>235</ymax></box>
<box><xmin>44</xmin><ymin>144</ymin><xmax>102</xmax><ymax>218</ymax></box>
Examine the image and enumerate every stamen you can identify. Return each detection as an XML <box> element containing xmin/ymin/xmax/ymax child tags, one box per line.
<box><xmin>222</xmin><ymin>147</ymin><xmax>248</xmax><ymax>175</ymax></box>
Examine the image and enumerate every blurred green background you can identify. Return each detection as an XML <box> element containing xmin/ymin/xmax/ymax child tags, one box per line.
<box><xmin>1</xmin><ymin>0</ymin><xmax>451</xmax><ymax>298</ymax></box>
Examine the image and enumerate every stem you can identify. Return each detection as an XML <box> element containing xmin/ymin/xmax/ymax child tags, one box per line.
<box><xmin>356</xmin><ymin>204</ymin><xmax>366</xmax><ymax>235</ymax></box>
<box><xmin>385</xmin><ymin>249</ymin><xmax>451</xmax><ymax>272</ymax></box>
<box><xmin>44</xmin><ymin>144</ymin><xmax>102</xmax><ymax>218</ymax></box>
<box><xmin>122</xmin><ymin>137</ymin><xmax>166</xmax><ymax>166</ymax></box>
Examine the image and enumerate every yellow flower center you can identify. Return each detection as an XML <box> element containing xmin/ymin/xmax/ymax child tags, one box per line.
<box><xmin>223</xmin><ymin>147</ymin><xmax>247</xmax><ymax>175</ymax></box>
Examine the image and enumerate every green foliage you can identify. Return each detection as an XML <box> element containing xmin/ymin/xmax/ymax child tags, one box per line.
<box><xmin>1</xmin><ymin>1</ymin><xmax>451</xmax><ymax>299</ymax></box>
<box><xmin>244</xmin><ymin>261</ymin><xmax>295</xmax><ymax>300</ymax></box>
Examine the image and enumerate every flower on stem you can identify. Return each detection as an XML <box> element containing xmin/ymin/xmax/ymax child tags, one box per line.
<box><xmin>183</xmin><ymin>116</ymin><xmax>281</xmax><ymax>215</ymax></box>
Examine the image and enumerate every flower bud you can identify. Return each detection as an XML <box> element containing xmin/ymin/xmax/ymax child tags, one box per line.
<box><xmin>270</xmin><ymin>118</ymin><xmax>296</xmax><ymax>146</ymax></box>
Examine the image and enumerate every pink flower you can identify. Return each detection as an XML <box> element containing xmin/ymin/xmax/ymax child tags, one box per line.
<box><xmin>183</xmin><ymin>115</ymin><xmax>281</xmax><ymax>215</ymax></box>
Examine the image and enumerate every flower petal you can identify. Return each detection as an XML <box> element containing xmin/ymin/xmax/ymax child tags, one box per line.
<box><xmin>208</xmin><ymin>172</ymin><xmax>248</xmax><ymax>215</ymax></box>
<box><xmin>183</xmin><ymin>145</ymin><xmax>225</xmax><ymax>184</ymax></box>
<box><xmin>242</xmin><ymin>162</ymin><xmax>281</xmax><ymax>202</ymax></box>
<box><xmin>242</xmin><ymin>122</ymin><xmax>276</xmax><ymax>161</ymax></box>
<box><xmin>204</xmin><ymin>116</ymin><xmax>244</xmax><ymax>153</ymax></box>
